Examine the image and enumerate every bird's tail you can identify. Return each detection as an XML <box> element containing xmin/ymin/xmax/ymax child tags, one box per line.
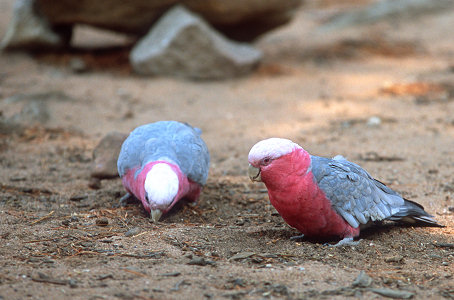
<box><xmin>389</xmin><ymin>199</ymin><xmax>444</xmax><ymax>227</ymax></box>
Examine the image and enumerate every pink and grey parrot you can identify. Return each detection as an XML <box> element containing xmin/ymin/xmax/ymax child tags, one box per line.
<box><xmin>117</xmin><ymin>121</ymin><xmax>210</xmax><ymax>222</ymax></box>
<box><xmin>248</xmin><ymin>138</ymin><xmax>442</xmax><ymax>246</ymax></box>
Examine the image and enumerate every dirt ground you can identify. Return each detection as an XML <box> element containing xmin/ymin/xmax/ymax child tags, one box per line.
<box><xmin>1</xmin><ymin>0</ymin><xmax>454</xmax><ymax>299</ymax></box>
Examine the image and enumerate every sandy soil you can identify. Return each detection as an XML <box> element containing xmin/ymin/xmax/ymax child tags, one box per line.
<box><xmin>0</xmin><ymin>0</ymin><xmax>453</xmax><ymax>299</ymax></box>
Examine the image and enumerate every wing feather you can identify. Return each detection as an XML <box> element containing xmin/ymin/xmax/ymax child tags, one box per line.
<box><xmin>311</xmin><ymin>155</ymin><xmax>405</xmax><ymax>228</ymax></box>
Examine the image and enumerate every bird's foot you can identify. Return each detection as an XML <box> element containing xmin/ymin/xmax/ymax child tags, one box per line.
<box><xmin>325</xmin><ymin>237</ymin><xmax>361</xmax><ymax>247</ymax></box>
<box><xmin>290</xmin><ymin>234</ymin><xmax>305</xmax><ymax>241</ymax></box>
<box><xmin>119</xmin><ymin>192</ymin><xmax>132</xmax><ymax>207</ymax></box>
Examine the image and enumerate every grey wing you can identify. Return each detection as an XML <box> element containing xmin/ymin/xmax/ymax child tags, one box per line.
<box><xmin>117</xmin><ymin>122</ymin><xmax>179</xmax><ymax>177</ymax></box>
<box><xmin>117</xmin><ymin>126</ymin><xmax>150</xmax><ymax>177</ymax></box>
<box><xmin>311</xmin><ymin>156</ymin><xmax>404</xmax><ymax>228</ymax></box>
<box><xmin>172</xmin><ymin>123</ymin><xmax>210</xmax><ymax>185</ymax></box>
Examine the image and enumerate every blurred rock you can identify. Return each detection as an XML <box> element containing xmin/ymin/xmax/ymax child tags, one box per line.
<box><xmin>320</xmin><ymin>0</ymin><xmax>453</xmax><ymax>32</ymax></box>
<box><xmin>1</xmin><ymin>0</ymin><xmax>71</xmax><ymax>50</ymax></box>
<box><xmin>34</xmin><ymin>0</ymin><xmax>301</xmax><ymax>41</ymax></box>
<box><xmin>367</xmin><ymin>116</ymin><xmax>381</xmax><ymax>127</ymax></box>
<box><xmin>352</xmin><ymin>271</ymin><xmax>373</xmax><ymax>288</ymax></box>
<box><xmin>11</xmin><ymin>100</ymin><xmax>50</xmax><ymax>125</ymax></box>
<box><xmin>0</xmin><ymin>91</ymin><xmax>73</xmax><ymax>135</ymax></box>
<box><xmin>130</xmin><ymin>6</ymin><xmax>262</xmax><ymax>80</ymax></box>
<box><xmin>370</xmin><ymin>288</ymin><xmax>414</xmax><ymax>299</ymax></box>
<box><xmin>0</xmin><ymin>99</ymin><xmax>50</xmax><ymax>135</ymax></box>
<box><xmin>69</xmin><ymin>58</ymin><xmax>88</xmax><ymax>73</ymax></box>
<box><xmin>91</xmin><ymin>132</ymin><xmax>128</xmax><ymax>179</ymax></box>
<box><xmin>88</xmin><ymin>177</ymin><xmax>102</xmax><ymax>190</ymax></box>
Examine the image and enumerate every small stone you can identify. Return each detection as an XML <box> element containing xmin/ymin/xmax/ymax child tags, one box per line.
<box><xmin>70</xmin><ymin>195</ymin><xmax>88</xmax><ymax>202</ymax></box>
<box><xmin>61</xmin><ymin>219</ymin><xmax>70</xmax><ymax>226</ymax></box>
<box><xmin>91</xmin><ymin>132</ymin><xmax>128</xmax><ymax>179</ymax></box>
<box><xmin>370</xmin><ymin>288</ymin><xmax>414</xmax><ymax>299</ymax></box>
<box><xmin>88</xmin><ymin>177</ymin><xmax>102</xmax><ymax>189</ymax></box>
<box><xmin>9</xmin><ymin>176</ymin><xmax>26</xmax><ymax>182</ymax></box>
<box><xmin>187</xmin><ymin>256</ymin><xmax>215</xmax><ymax>266</ymax></box>
<box><xmin>124</xmin><ymin>227</ymin><xmax>141</xmax><ymax>237</ymax></box>
<box><xmin>384</xmin><ymin>255</ymin><xmax>404</xmax><ymax>263</ymax></box>
<box><xmin>352</xmin><ymin>270</ymin><xmax>373</xmax><ymax>287</ymax></box>
<box><xmin>97</xmin><ymin>274</ymin><xmax>113</xmax><ymax>280</ymax></box>
<box><xmin>235</xmin><ymin>219</ymin><xmax>245</xmax><ymax>226</ymax></box>
<box><xmin>160</xmin><ymin>272</ymin><xmax>181</xmax><ymax>277</ymax></box>
<box><xmin>68</xmin><ymin>279</ymin><xmax>78</xmax><ymax>288</ymax></box>
<box><xmin>229</xmin><ymin>252</ymin><xmax>255</xmax><ymax>261</ymax></box>
<box><xmin>367</xmin><ymin>116</ymin><xmax>381</xmax><ymax>127</ymax></box>
<box><xmin>96</xmin><ymin>218</ymin><xmax>109</xmax><ymax>226</ymax></box>
<box><xmin>70</xmin><ymin>216</ymin><xmax>79</xmax><ymax>222</ymax></box>
<box><xmin>272</xmin><ymin>284</ymin><xmax>288</xmax><ymax>296</ymax></box>
<box><xmin>69</xmin><ymin>58</ymin><xmax>88</xmax><ymax>73</ymax></box>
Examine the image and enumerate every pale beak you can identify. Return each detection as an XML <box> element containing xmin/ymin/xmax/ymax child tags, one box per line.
<box><xmin>248</xmin><ymin>164</ymin><xmax>262</xmax><ymax>182</ymax></box>
<box><xmin>150</xmin><ymin>209</ymin><xmax>163</xmax><ymax>223</ymax></box>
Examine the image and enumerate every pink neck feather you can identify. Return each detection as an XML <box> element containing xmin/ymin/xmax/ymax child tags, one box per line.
<box><xmin>122</xmin><ymin>161</ymin><xmax>194</xmax><ymax>213</ymax></box>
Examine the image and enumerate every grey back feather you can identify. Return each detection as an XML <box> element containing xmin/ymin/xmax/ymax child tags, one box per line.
<box><xmin>310</xmin><ymin>155</ymin><xmax>411</xmax><ymax>228</ymax></box>
<box><xmin>117</xmin><ymin>121</ymin><xmax>210</xmax><ymax>185</ymax></box>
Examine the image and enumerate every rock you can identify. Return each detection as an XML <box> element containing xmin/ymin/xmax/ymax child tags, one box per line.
<box><xmin>130</xmin><ymin>6</ymin><xmax>262</xmax><ymax>80</ymax></box>
<box><xmin>34</xmin><ymin>0</ymin><xmax>302</xmax><ymax>41</ymax></box>
<box><xmin>124</xmin><ymin>227</ymin><xmax>141</xmax><ymax>237</ymax></box>
<box><xmin>367</xmin><ymin>116</ymin><xmax>381</xmax><ymax>127</ymax></box>
<box><xmin>95</xmin><ymin>218</ymin><xmax>109</xmax><ymax>227</ymax></box>
<box><xmin>370</xmin><ymin>288</ymin><xmax>414</xmax><ymax>299</ymax></box>
<box><xmin>91</xmin><ymin>132</ymin><xmax>128</xmax><ymax>179</ymax></box>
<box><xmin>0</xmin><ymin>97</ymin><xmax>50</xmax><ymax>135</ymax></box>
<box><xmin>320</xmin><ymin>0</ymin><xmax>454</xmax><ymax>32</ymax></box>
<box><xmin>1</xmin><ymin>0</ymin><xmax>71</xmax><ymax>50</ymax></box>
<box><xmin>187</xmin><ymin>256</ymin><xmax>215</xmax><ymax>266</ymax></box>
<box><xmin>352</xmin><ymin>271</ymin><xmax>373</xmax><ymax>288</ymax></box>
<box><xmin>229</xmin><ymin>252</ymin><xmax>255</xmax><ymax>261</ymax></box>
<box><xmin>88</xmin><ymin>177</ymin><xmax>102</xmax><ymax>190</ymax></box>
<box><xmin>384</xmin><ymin>255</ymin><xmax>404</xmax><ymax>263</ymax></box>
<box><xmin>1</xmin><ymin>91</ymin><xmax>73</xmax><ymax>134</ymax></box>
<box><xmin>69</xmin><ymin>58</ymin><xmax>88</xmax><ymax>73</ymax></box>
<box><xmin>11</xmin><ymin>100</ymin><xmax>50</xmax><ymax>125</ymax></box>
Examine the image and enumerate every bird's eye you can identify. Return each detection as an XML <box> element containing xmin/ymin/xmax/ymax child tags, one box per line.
<box><xmin>263</xmin><ymin>157</ymin><xmax>271</xmax><ymax>165</ymax></box>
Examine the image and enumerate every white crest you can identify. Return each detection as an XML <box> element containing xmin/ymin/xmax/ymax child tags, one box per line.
<box><xmin>248</xmin><ymin>138</ymin><xmax>301</xmax><ymax>162</ymax></box>
<box><xmin>144</xmin><ymin>163</ymin><xmax>179</xmax><ymax>208</ymax></box>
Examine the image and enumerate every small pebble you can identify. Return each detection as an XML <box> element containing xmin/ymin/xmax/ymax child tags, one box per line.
<box><xmin>384</xmin><ymin>255</ymin><xmax>404</xmax><ymax>263</ymax></box>
<box><xmin>96</xmin><ymin>218</ymin><xmax>109</xmax><ymax>226</ymax></box>
<box><xmin>187</xmin><ymin>257</ymin><xmax>215</xmax><ymax>266</ymax></box>
<box><xmin>352</xmin><ymin>270</ymin><xmax>373</xmax><ymax>287</ymax></box>
<box><xmin>124</xmin><ymin>227</ymin><xmax>141</xmax><ymax>237</ymax></box>
<box><xmin>370</xmin><ymin>288</ymin><xmax>414</xmax><ymax>299</ymax></box>
<box><xmin>70</xmin><ymin>195</ymin><xmax>88</xmax><ymax>202</ymax></box>
<box><xmin>69</xmin><ymin>58</ymin><xmax>88</xmax><ymax>73</ymax></box>
<box><xmin>367</xmin><ymin>116</ymin><xmax>381</xmax><ymax>127</ymax></box>
<box><xmin>88</xmin><ymin>177</ymin><xmax>102</xmax><ymax>189</ymax></box>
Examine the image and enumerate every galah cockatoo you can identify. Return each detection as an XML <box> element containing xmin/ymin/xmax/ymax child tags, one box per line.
<box><xmin>117</xmin><ymin>121</ymin><xmax>210</xmax><ymax>222</ymax></box>
<box><xmin>248</xmin><ymin>138</ymin><xmax>442</xmax><ymax>246</ymax></box>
